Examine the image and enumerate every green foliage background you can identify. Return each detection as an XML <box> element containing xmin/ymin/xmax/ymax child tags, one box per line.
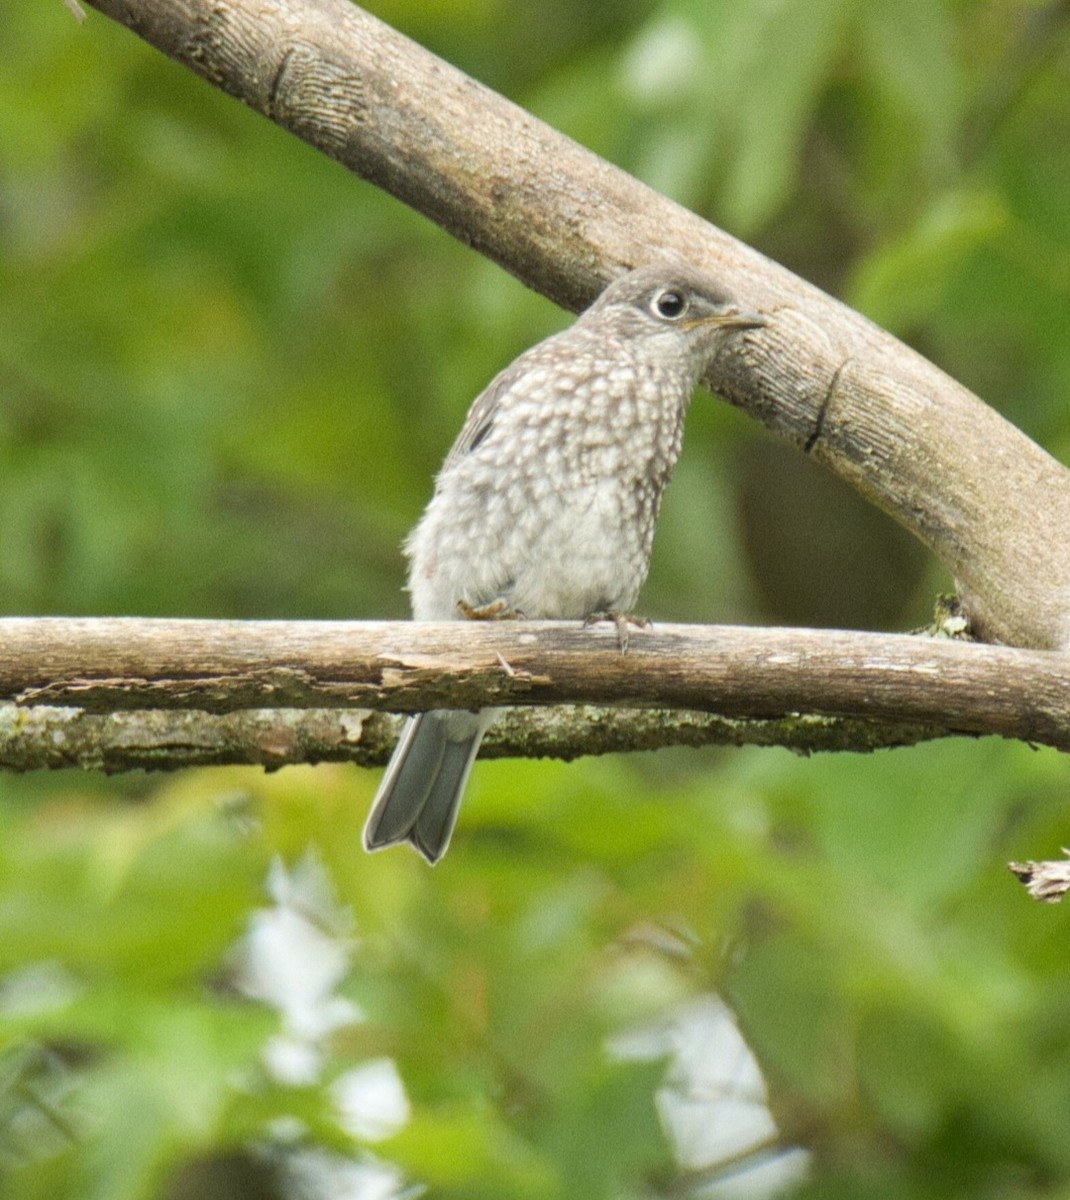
<box><xmin>2</xmin><ymin>1</ymin><xmax>1070</xmax><ymax>1197</ymax></box>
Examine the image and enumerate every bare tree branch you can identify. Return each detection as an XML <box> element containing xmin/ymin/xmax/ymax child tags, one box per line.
<box><xmin>79</xmin><ymin>0</ymin><xmax>1070</xmax><ymax>652</ymax></box>
<box><xmin>0</xmin><ymin>701</ymin><xmax>953</xmax><ymax>774</ymax></box>
<box><xmin>1</xmin><ymin>619</ymin><xmax>1069</xmax><ymax>758</ymax></box>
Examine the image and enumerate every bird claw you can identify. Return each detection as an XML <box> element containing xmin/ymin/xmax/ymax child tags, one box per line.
<box><xmin>582</xmin><ymin>610</ymin><xmax>651</xmax><ymax>653</ymax></box>
<box><xmin>457</xmin><ymin>598</ymin><xmax>524</xmax><ymax>621</ymax></box>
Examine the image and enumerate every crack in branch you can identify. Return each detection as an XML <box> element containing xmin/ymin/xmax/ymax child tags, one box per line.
<box><xmin>267</xmin><ymin>47</ymin><xmax>294</xmax><ymax>117</ymax></box>
<box><xmin>804</xmin><ymin>356</ymin><xmax>850</xmax><ymax>455</ymax></box>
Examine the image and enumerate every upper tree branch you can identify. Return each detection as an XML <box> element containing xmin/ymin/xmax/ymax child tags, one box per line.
<box><xmin>79</xmin><ymin>0</ymin><xmax>1070</xmax><ymax>652</ymax></box>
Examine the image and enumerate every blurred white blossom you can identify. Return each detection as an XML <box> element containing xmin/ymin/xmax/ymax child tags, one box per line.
<box><xmin>235</xmin><ymin>852</ymin><xmax>416</xmax><ymax>1198</ymax></box>
<box><xmin>332</xmin><ymin>1058</ymin><xmax>411</xmax><ymax>1142</ymax></box>
<box><xmin>609</xmin><ymin>994</ymin><xmax>809</xmax><ymax>1195</ymax></box>
<box><xmin>236</xmin><ymin>852</ymin><xmax>361</xmax><ymax>1047</ymax></box>
<box><xmin>279</xmin><ymin>1146</ymin><xmax>413</xmax><ymax>1200</ymax></box>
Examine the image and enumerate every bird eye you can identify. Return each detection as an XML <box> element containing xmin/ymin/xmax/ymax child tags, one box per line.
<box><xmin>653</xmin><ymin>290</ymin><xmax>687</xmax><ymax>320</ymax></box>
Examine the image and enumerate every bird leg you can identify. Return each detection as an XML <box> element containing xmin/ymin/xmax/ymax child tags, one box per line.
<box><xmin>457</xmin><ymin>598</ymin><xmax>524</xmax><ymax>620</ymax></box>
<box><xmin>582</xmin><ymin>610</ymin><xmax>651</xmax><ymax>653</ymax></box>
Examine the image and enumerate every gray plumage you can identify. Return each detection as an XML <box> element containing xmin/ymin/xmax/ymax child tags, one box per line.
<box><xmin>363</xmin><ymin>263</ymin><xmax>764</xmax><ymax>863</ymax></box>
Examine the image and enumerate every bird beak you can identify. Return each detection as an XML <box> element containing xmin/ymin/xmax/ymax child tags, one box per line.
<box><xmin>707</xmin><ymin>308</ymin><xmax>767</xmax><ymax>332</ymax></box>
<box><xmin>681</xmin><ymin>307</ymin><xmax>766</xmax><ymax>333</ymax></box>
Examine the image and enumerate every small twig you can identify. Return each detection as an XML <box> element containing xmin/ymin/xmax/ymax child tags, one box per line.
<box><xmin>1008</xmin><ymin>851</ymin><xmax>1070</xmax><ymax>903</ymax></box>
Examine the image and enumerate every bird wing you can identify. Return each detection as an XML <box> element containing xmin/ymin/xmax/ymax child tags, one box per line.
<box><xmin>442</xmin><ymin>357</ymin><xmax>527</xmax><ymax>470</ymax></box>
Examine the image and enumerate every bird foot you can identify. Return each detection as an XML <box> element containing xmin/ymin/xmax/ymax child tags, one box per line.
<box><xmin>457</xmin><ymin>598</ymin><xmax>524</xmax><ymax>621</ymax></box>
<box><xmin>582</xmin><ymin>610</ymin><xmax>651</xmax><ymax>653</ymax></box>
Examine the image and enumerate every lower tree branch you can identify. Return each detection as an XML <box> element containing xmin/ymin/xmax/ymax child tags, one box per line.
<box><xmin>0</xmin><ymin>701</ymin><xmax>953</xmax><ymax>775</ymax></box>
<box><xmin>1</xmin><ymin>619</ymin><xmax>1068</xmax><ymax>764</ymax></box>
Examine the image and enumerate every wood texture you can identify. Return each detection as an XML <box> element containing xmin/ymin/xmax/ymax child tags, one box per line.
<box><xmin>0</xmin><ymin>702</ymin><xmax>951</xmax><ymax>774</ymax></box>
<box><xmin>2</xmin><ymin>618</ymin><xmax>1069</xmax><ymax>752</ymax></box>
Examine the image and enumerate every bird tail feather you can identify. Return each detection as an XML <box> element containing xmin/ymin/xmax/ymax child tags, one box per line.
<box><xmin>363</xmin><ymin>712</ymin><xmax>485</xmax><ymax>864</ymax></box>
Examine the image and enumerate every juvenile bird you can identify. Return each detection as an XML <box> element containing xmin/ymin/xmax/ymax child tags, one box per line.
<box><xmin>364</xmin><ymin>263</ymin><xmax>764</xmax><ymax>863</ymax></box>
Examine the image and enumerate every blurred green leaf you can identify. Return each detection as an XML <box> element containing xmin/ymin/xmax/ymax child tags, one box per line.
<box><xmin>847</xmin><ymin>189</ymin><xmax>1008</xmax><ymax>331</ymax></box>
<box><xmin>719</xmin><ymin>0</ymin><xmax>859</xmax><ymax>231</ymax></box>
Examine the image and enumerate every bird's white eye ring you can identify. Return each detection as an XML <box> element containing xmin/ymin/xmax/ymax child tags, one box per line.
<box><xmin>652</xmin><ymin>290</ymin><xmax>687</xmax><ymax>320</ymax></box>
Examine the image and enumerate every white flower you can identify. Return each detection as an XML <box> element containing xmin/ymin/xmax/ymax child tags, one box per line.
<box><xmin>332</xmin><ymin>1058</ymin><xmax>411</xmax><ymax>1143</ymax></box>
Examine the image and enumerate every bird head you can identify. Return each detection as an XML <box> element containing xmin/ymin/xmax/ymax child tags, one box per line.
<box><xmin>585</xmin><ymin>263</ymin><xmax>765</xmax><ymax>369</ymax></box>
